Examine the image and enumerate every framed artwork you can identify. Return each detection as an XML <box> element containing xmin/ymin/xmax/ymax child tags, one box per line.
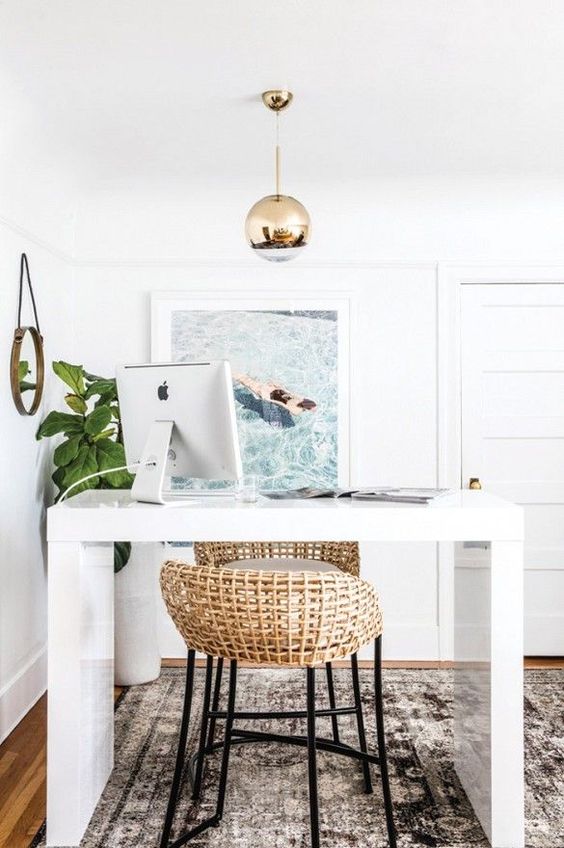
<box><xmin>151</xmin><ymin>292</ymin><xmax>350</xmax><ymax>490</ymax></box>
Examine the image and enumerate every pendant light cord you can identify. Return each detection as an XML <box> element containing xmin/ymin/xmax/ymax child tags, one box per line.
<box><xmin>275</xmin><ymin>110</ymin><xmax>281</xmax><ymax>197</ymax></box>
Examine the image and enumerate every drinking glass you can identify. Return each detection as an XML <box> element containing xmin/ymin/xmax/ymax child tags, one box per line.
<box><xmin>236</xmin><ymin>474</ymin><xmax>258</xmax><ymax>503</ymax></box>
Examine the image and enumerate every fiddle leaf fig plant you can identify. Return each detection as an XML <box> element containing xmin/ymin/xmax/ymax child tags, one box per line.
<box><xmin>37</xmin><ymin>361</ymin><xmax>133</xmax><ymax>572</ymax></box>
<box><xmin>18</xmin><ymin>360</ymin><xmax>36</xmax><ymax>392</ymax></box>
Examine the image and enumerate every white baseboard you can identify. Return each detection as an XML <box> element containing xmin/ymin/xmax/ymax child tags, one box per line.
<box><xmin>0</xmin><ymin>645</ymin><xmax>47</xmax><ymax>744</ymax></box>
<box><xmin>525</xmin><ymin>615</ymin><xmax>564</xmax><ymax>656</ymax></box>
<box><xmin>357</xmin><ymin>624</ymin><xmax>440</xmax><ymax>661</ymax></box>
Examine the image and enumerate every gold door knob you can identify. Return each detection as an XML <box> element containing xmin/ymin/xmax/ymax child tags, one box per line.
<box><xmin>469</xmin><ymin>477</ymin><xmax>482</xmax><ymax>490</ymax></box>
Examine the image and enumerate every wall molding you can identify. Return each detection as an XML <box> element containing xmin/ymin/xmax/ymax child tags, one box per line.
<box><xmin>0</xmin><ymin>645</ymin><xmax>47</xmax><ymax>744</ymax></box>
<box><xmin>0</xmin><ymin>214</ymin><xmax>74</xmax><ymax>264</ymax></box>
<box><xmin>71</xmin><ymin>257</ymin><xmax>564</xmax><ymax>269</ymax></box>
<box><xmin>73</xmin><ymin>257</ymin><xmax>442</xmax><ymax>269</ymax></box>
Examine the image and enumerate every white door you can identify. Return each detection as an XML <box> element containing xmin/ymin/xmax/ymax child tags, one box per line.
<box><xmin>461</xmin><ymin>283</ymin><xmax>564</xmax><ymax>655</ymax></box>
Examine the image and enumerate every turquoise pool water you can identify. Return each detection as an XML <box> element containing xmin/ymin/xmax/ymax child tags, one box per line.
<box><xmin>171</xmin><ymin>309</ymin><xmax>339</xmax><ymax>490</ymax></box>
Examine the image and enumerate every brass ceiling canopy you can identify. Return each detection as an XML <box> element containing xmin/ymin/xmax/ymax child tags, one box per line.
<box><xmin>261</xmin><ymin>89</ymin><xmax>293</xmax><ymax>112</ymax></box>
<box><xmin>245</xmin><ymin>89</ymin><xmax>311</xmax><ymax>263</ymax></box>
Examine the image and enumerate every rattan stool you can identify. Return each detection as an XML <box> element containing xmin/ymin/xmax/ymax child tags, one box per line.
<box><xmin>193</xmin><ymin>541</ymin><xmax>362</xmax><ymax>757</ymax></box>
<box><xmin>159</xmin><ymin>559</ymin><xmax>396</xmax><ymax>848</ymax></box>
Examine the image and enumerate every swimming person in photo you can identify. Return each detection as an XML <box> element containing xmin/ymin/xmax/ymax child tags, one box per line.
<box><xmin>233</xmin><ymin>373</ymin><xmax>317</xmax><ymax>417</ymax></box>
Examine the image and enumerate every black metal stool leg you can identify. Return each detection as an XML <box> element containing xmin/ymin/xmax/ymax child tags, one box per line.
<box><xmin>325</xmin><ymin>662</ymin><xmax>340</xmax><ymax>743</ymax></box>
<box><xmin>306</xmin><ymin>666</ymin><xmax>320</xmax><ymax>848</ymax></box>
<box><xmin>206</xmin><ymin>657</ymin><xmax>224</xmax><ymax>749</ymax></box>
<box><xmin>215</xmin><ymin>660</ymin><xmax>237</xmax><ymax>823</ymax></box>
<box><xmin>191</xmin><ymin>654</ymin><xmax>214</xmax><ymax>800</ymax></box>
<box><xmin>160</xmin><ymin>649</ymin><xmax>196</xmax><ymax>848</ymax></box>
<box><xmin>351</xmin><ymin>652</ymin><xmax>373</xmax><ymax>794</ymax></box>
<box><xmin>374</xmin><ymin>636</ymin><xmax>397</xmax><ymax>848</ymax></box>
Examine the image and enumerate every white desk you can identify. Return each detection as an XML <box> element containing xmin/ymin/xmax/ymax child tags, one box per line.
<box><xmin>47</xmin><ymin>490</ymin><xmax>524</xmax><ymax>848</ymax></box>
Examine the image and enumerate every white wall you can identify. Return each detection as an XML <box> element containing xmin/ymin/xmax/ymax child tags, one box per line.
<box><xmin>0</xmin><ymin>79</ymin><xmax>77</xmax><ymax>739</ymax></box>
<box><xmin>0</xmin><ymin>227</ymin><xmax>74</xmax><ymax>742</ymax></box>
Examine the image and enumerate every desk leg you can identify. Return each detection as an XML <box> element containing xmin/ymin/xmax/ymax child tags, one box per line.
<box><xmin>47</xmin><ymin>541</ymin><xmax>114</xmax><ymax>847</ymax></box>
<box><xmin>454</xmin><ymin>540</ymin><xmax>524</xmax><ymax>848</ymax></box>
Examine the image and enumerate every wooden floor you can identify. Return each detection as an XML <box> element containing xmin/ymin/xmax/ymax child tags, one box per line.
<box><xmin>0</xmin><ymin>658</ymin><xmax>561</xmax><ymax>848</ymax></box>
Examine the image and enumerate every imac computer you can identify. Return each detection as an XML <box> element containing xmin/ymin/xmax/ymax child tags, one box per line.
<box><xmin>116</xmin><ymin>360</ymin><xmax>243</xmax><ymax>505</ymax></box>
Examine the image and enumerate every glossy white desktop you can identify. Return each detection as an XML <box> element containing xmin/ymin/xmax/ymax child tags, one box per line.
<box><xmin>46</xmin><ymin>490</ymin><xmax>524</xmax><ymax>848</ymax></box>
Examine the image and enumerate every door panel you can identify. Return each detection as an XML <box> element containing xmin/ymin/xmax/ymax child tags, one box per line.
<box><xmin>482</xmin><ymin>372</ymin><xmax>564</xmax><ymax>417</ymax></box>
<box><xmin>483</xmin><ymin>439</ymin><xmax>564</xmax><ymax>481</ymax></box>
<box><xmin>461</xmin><ymin>284</ymin><xmax>564</xmax><ymax>655</ymax></box>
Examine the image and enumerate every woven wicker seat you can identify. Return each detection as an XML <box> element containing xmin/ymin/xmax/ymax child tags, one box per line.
<box><xmin>161</xmin><ymin>559</ymin><xmax>382</xmax><ymax>666</ymax></box>
<box><xmin>194</xmin><ymin>540</ymin><xmax>360</xmax><ymax>576</ymax></box>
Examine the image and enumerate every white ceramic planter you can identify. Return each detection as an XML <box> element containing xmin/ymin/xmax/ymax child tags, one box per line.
<box><xmin>114</xmin><ymin>541</ymin><xmax>162</xmax><ymax>686</ymax></box>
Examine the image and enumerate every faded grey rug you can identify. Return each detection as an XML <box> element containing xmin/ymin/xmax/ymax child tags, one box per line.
<box><xmin>34</xmin><ymin>668</ymin><xmax>563</xmax><ymax>848</ymax></box>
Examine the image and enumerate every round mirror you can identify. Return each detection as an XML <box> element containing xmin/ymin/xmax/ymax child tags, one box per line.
<box><xmin>10</xmin><ymin>326</ymin><xmax>44</xmax><ymax>415</ymax></box>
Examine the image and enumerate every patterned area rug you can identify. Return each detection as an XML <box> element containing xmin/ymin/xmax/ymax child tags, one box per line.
<box><xmin>35</xmin><ymin>668</ymin><xmax>563</xmax><ymax>848</ymax></box>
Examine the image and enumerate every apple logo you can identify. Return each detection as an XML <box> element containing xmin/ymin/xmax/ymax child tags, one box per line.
<box><xmin>157</xmin><ymin>380</ymin><xmax>169</xmax><ymax>401</ymax></box>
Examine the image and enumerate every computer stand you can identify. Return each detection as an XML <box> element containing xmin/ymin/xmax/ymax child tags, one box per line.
<box><xmin>131</xmin><ymin>420</ymin><xmax>175</xmax><ymax>505</ymax></box>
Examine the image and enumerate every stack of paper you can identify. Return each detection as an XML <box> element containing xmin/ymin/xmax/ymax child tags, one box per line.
<box><xmin>351</xmin><ymin>488</ymin><xmax>451</xmax><ymax>504</ymax></box>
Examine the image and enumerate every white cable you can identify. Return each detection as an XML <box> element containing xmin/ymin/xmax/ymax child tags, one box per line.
<box><xmin>59</xmin><ymin>461</ymin><xmax>151</xmax><ymax>503</ymax></box>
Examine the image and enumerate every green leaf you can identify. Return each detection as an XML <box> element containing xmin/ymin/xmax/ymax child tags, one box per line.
<box><xmin>114</xmin><ymin>541</ymin><xmax>131</xmax><ymax>573</ymax></box>
<box><xmin>18</xmin><ymin>360</ymin><xmax>34</xmax><ymax>391</ymax></box>
<box><xmin>52</xmin><ymin>361</ymin><xmax>86</xmax><ymax>396</ymax></box>
<box><xmin>92</xmin><ymin>428</ymin><xmax>117</xmax><ymax>442</ymax></box>
<box><xmin>95</xmin><ymin>391</ymin><xmax>117</xmax><ymax>408</ymax></box>
<box><xmin>53</xmin><ymin>435</ymin><xmax>83</xmax><ymax>467</ymax></box>
<box><xmin>120</xmin><ymin>471</ymin><xmax>135</xmax><ymax>489</ymax></box>
<box><xmin>65</xmin><ymin>393</ymin><xmax>88</xmax><ymax>414</ymax></box>
<box><xmin>52</xmin><ymin>465</ymin><xmax>67</xmax><ymax>501</ymax></box>
<box><xmin>36</xmin><ymin>411</ymin><xmax>85</xmax><ymax>440</ymax></box>
<box><xmin>64</xmin><ymin>474</ymin><xmax>100</xmax><ymax>498</ymax></box>
<box><xmin>62</xmin><ymin>445</ymin><xmax>99</xmax><ymax>495</ymax></box>
<box><xmin>84</xmin><ymin>405</ymin><xmax>112</xmax><ymax>436</ymax></box>
<box><xmin>96</xmin><ymin>439</ymin><xmax>132</xmax><ymax>487</ymax></box>
<box><xmin>85</xmin><ymin>379</ymin><xmax>117</xmax><ymax>400</ymax></box>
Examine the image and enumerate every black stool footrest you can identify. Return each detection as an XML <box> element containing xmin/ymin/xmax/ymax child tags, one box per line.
<box><xmin>168</xmin><ymin>814</ymin><xmax>220</xmax><ymax>848</ymax></box>
<box><xmin>232</xmin><ymin>728</ymin><xmax>381</xmax><ymax>765</ymax></box>
<box><xmin>207</xmin><ymin>705</ymin><xmax>358</xmax><ymax>720</ymax></box>
<box><xmin>186</xmin><ymin>726</ymin><xmax>381</xmax><ymax>791</ymax></box>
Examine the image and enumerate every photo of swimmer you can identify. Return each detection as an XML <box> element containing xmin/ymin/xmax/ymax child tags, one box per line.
<box><xmin>153</xmin><ymin>296</ymin><xmax>349</xmax><ymax>490</ymax></box>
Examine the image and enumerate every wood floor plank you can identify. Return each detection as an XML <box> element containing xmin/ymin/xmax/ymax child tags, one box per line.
<box><xmin>524</xmin><ymin>656</ymin><xmax>564</xmax><ymax>668</ymax></box>
<box><xmin>0</xmin><ymin>697</ymin><xmax>46</xmax><ymax>820</ymax></box>
<box><xmin>3</xmin><ymin>778</ymin><xmax>45</xmax><ymax>848</ymax></box>
<box><xmin>0</xmin><ymin>748</ymin><xmax>45</xmax><ymax>845</ymax></box>
<box><xmin>0</xmin><ymin>751</ymin><xmax>18</xmax><ymax>782</ymax></box>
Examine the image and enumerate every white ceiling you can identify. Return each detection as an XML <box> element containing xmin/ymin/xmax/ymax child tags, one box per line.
<box><xmin>1</xmin><ymin>0</ymin><xmax>564</xmax><ymax>191</ymax></box>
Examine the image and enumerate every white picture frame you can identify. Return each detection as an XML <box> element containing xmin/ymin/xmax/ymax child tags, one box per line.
<box><xmin>151</xmin><ymin>291</ymin><xmax>350</xmax><ymax>487</ymax></box>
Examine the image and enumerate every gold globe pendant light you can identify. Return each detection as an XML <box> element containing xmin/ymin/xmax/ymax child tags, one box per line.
<box><xmin>245</xmin><ymin>90</ymin><xmax>311</xmax><ymax>262</ymax></box>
